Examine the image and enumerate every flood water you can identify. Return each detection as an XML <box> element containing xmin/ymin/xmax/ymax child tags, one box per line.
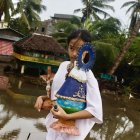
<box><xmin>0</xmin><ymin>73</ymin><xmax>140</xmax><ymax>140</ymax></box>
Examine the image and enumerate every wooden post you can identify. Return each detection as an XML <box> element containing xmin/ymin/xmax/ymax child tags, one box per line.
<box><xmin>21</xmin><ymin>65</ymin><xmax>25</xmax><ymax>74</ymax></box>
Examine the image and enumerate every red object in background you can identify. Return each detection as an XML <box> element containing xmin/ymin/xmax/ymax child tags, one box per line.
<box><xmin>0</xmin><ymin>76</ymin><xmax>10</xmax><ymax>90</ymax></box>
<box><xmin>0</xmin><ymin>40</ymin><xmax>13</xmax><ymax>55</ymax></box>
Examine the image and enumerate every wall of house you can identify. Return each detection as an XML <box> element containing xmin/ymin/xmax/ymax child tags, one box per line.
<box><xmin>0</xmin><ymin>40</ymin><xmax>13</xmax><ymax>55</ymax></box>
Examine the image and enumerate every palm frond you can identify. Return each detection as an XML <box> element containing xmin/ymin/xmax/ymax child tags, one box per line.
<box><xmin>101</xmin><ymin>4</ymin><xmax>115</xmax><ymax>12</ymax></box>
<box><xmin>75</xmin><ymin>0</ymin><xmax>115</xmax><ymax>21</ymax></box>
<box><xmin>74</xmin><ymin>8</ymin><xmax>83</xmax><ymax>13</ymax></box>
<box><xmin>121</xmin><ymin>1</ymin><xmax>136</xmax><ymax>9</ymax></box>
<box><xmin>93</xmin><ymin>6</ymin><xmax>112</xmax><ymax>18</ymax></box>
<box><xmin>125</xmin><ymin>3</ymin><xmax>137</xmax><ymax>15</ymax></box>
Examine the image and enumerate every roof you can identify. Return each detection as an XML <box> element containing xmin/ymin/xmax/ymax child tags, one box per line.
<box><xmin>0</xmin><ymin>28</ymin><xmax>24</xmax><ymax>37</ymax></box>
<box><xmin>0</xmin><ymin>28</ymin><xmax>24</xmax><ymax>41</ymax></box>
<box><xmin>51</xmin><ymin>13</ymin><xmax>74</xmax><ymax>20</ymax></box>
<box><xmin>0</xmin><ymin>34</ymin><xmax>21</xmax><ymax>41</ymax></box>
<box><xmin>14</xmin><ymin>33</ymin><xmax>67</xmax><ymax>54</ymax></box>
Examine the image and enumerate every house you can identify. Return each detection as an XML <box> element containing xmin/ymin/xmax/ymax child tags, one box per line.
<box><xmin>51</xmin><ymin>13</ymin><xmax>75</xmax><ymax>21</ymax></box>
<box><xmin>0</xmin><ymin>27</ymin><xmax>24</xmax><ymax>62</ymax></box>
<box><xmin>36</xmin><ymin>13</ymin><xmax>77</xmax><ymax>35</ymax></box>
<box><xmin>13</xmin><ymin>33</ymin><xmax>68</xmax><ymax>76</ymax></box>
<box><xmin>36</xmin><ymin>19</ymin><xmax>54</xmax><ymax>35</ymax></box>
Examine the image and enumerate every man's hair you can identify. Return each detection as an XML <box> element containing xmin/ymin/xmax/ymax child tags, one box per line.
<box><xmin>67</xmin><ymin>29</ymin><xmax>91</xmax><ymax>44</ymax></box>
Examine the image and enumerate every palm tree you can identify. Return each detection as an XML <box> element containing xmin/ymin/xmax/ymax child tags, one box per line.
<box><xmin>51</xmin><ymin>17</ymin><xmax>123</xmax><ymax>74</ymax></box>
<box><xmin>89</xmin><ymin>18</ymin><xmax>122</xmax><ymax>73</ymax></box>
<box><xmin>74</xmin><ymin>0</ymin><xmax>115</xmax><ymax>22</ymax></box>
<box><xmin>108</xmin><ymin>0</ymin><xmax>140</xmax><ymax>75</ymax></box>
<box><xmin>0</xmin><ymin>0</ymin><xmax>14</xmax><ymax>21</ymax></box>
<box><xmin>126</xmin><ymin>36</ymin><xmax>140</xmax><ymax>66</ymax></box>
<box><xmin>9</xmin><ymin>17</ymin><xmax>30</xmax><ymax>35</ymax></box>
<box><xmin>121</xmin><ymin>0</ymin><xmax>140</xmax><ymax>31</ymax></box>
<box><xmin>14</xmin><ymin>0</ymin><xmax>46</xmax><ymax>29</ymax></box>
<box><xmin>90</xmin><ymin>17</ymin><xmax>121</xmax><ymax>40</ymax></box>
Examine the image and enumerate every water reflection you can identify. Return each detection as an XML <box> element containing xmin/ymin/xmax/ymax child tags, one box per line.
<box><xmin>0</xmin><ymin>75</ymin><xmax>140</xmax><ymax>140</ymax></box>
<box><xmin>0</xmin><ymin>75</ymin><xmax>47</xmax><ymax>139</ymax></box>
<box><xmin>86</xmin><ymin>95</ymin><xmax>140</xmax><ymax>140</ymax></box>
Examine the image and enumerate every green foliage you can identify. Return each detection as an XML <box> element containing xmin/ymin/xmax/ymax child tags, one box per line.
<box><xmin>0</xmin><ymin>0</ymin><xmax>14</xmax><ymax>21</ymax></box>
<box><xmin>53</xmin><ymin>18</ymin><xmax>80</xmax><ymax>34</ymax></box>
<box><xmin>125</xmin><ymin>36</ymin><xmax>140</xmax><ymax>66</ymax></box>
<box><xmin>93</xmin><ymin>41</ymin><xmax>119</xmax><ymax>73</ymax></box>
<box><xmin>51</xmin><ymin>32</ymin><xmax>67</xmax><ymax>38</ymax></box>
<box><xmin>8</xmin><ymin>18</ymin><xmax>30</xmax><ymax>35</ymax></box>
<box><xmin>90</xmin><ymin>17</ymin><xmax>122</xmax><ymax>40</ymax></box>
<box><xmin>51</xmin><ymin>31</ymin><xmax>68</xmax><ymax>49</ymax></box>
<box><xmin>74</xmin><ymin>0</ymin><xmax>115</xmax><ymax>22</ymax></box>
<box><xmin>13</xmin><ymin>0</ymin><xmax>46</xmax><ymax>29</ymax></box>
<box><xmin>51</xmin><ymin>16</ymin><xmax>124</xmax><ymax>74</ymax></box>
<box><xmin>129</xmin><ymin>78</ymin><xmax>140</xmax><ymax>93</ymax></box>
<box><xmin>51</xmin><ymin>16</ymin><xmax>81</xmax><ymax>49</ymax></box>
<box><xmin>102</xmin><ymin>33</ymin><xmax>126</xmax><ymax>50</ymax></box>
<box><xmin>70</xmin><ymin>16</ymin><xmax>82</xmax><ymax>27</ymax></box>
<box><xmin>121</xmin><ymin>0</ymin><xmax>140</xmax><ymax>30</ymax></box>
<box><xmin>122</xmin><ymin>86</ymin><xmax>132</xmax><ymax>95</ymax></box>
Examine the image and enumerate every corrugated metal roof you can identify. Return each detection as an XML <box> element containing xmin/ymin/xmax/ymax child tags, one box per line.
<box><xmin>0</xmin><ymin>27</ymin><xmax>24</xmax><ymax>37</ymax></box>
<box><xmin>0</xmin><ymin>34</ymin><xmax>21</xmax><ymax>41</ymax></box>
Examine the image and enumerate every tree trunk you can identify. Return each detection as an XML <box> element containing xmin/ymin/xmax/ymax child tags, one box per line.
<box><xmin>108</xmin><ymin>19</ymin><xmax>140</xmax><ymax>75</ymax></box>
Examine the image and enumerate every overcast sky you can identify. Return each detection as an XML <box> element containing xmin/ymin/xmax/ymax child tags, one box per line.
<box><xmin>41</xmin><ymin>0</ymin><xmax>133</xmax><ymax>29</ymax></box>
<box><xmin>13</xmin><ymin>0</ymin><xmax>133</xmax><ymax>29</ymax></box>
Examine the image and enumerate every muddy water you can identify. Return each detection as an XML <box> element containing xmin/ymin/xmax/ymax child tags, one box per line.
<box><xmin>0</xmin><ymin>74</ymin><xmax>140</xmax><ymax>140</ymax></box>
